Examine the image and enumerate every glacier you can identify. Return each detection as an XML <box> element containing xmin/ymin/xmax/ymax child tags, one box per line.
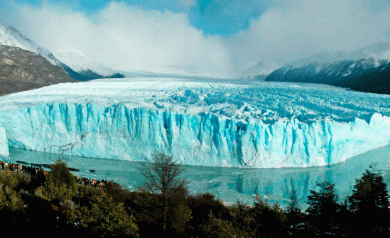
<box><xmin>0</xmin><ymin>126</ymin><xmax>9</xmax><ymax>160</ymax></box>
<box><xmin>1</xmin><ymin>77</ymin><xmax>390</xmax><ymax>168</ymax></box>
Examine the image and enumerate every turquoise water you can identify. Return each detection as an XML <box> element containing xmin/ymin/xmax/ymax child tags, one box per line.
<box><xmin>7</xmin><ymin>145</ymin><xmax>390</xmax><ymax>210</ymax></box>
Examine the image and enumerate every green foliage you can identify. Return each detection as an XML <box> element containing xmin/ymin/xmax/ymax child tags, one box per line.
<box><xmin>200</xmin><ymin>212</ymin><xmax>237</xmax><ymax>238</ymax></box>
<box><xmin>286</xmin><ymin>188</ymin><xmax>306</xmax><ymax>234</ymax></box>
<box><xmin>80</xmin><ymin>190</ymin><xmax>139</xmax><ymax>237</ymax></box>
<box><xmin>252</xmin><ymin>194</ymin><xmax>288</xmax><ymax>237</ymax></box>
<box><xmin>287</xmin><ymin>188</ymin><xmax>301</xmax><ymax>214</ymax></box>
<box><xmin>129</xmin><ymin>190</ymin><xmax>163</xmax><ymax>236</ymax></box>
<box><xmin>43</xmin><ymin>158</ymin><xmax>77</xmax><ymax>202</ymax></box>
<box><xmin>187</xmin><ymin>192</ymin><xmax>230</xmax><ymax>236</ymax></box>
<box><xmin>104</xmin><ymin>180</ymin><xmax>132</xmax><ymax>204</ymax></box>
<box><xmin>76</xmin><ymin>183</ymin><xmax>101</xmax><ymax>207</ymax></box>
<box><xmin>348</xmin><ymin>163</ymin><xmax>389</xmax><ymax>213</ymax></box>
<box><xmin>4</xmin><ymin>157</ymin><xmax>390</xmax><ymax>236</ymax></box>
<box><xmin>0</xmin><ymin>171</ymin><xmax>30</xmax><ymax>211</ymax></box>
<box><xmin>305</xmin><ymin>181</ymin><xmax>340</xmax><ymax>235</ymax></box>
<box><xmin>347</xmin><ymin>163</ymin><xmax>390</xmax><ymax>235</ymax></box>
<box><xmin>230</xmin><ymin>201</ymin><xmax>256</xmax><ymax>237</ymax></box>
<box><xmin>306</xmin><ymin>181</ymin><xmax>339</xmax><ymax>217</ymax></box>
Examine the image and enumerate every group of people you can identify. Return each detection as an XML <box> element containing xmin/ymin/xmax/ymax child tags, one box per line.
<box><xmin>0</xmin><ymin>161</ymin><xmax>113</xmax><ymax>189</ymax></box>
<box><xmin>75</xmin><ymin>176</ymin><xmax>111</xmax><ymax>188</ymax></box>
<box><xmin>0</xmin><ymin>161</ymin><xmax>44</xmax><ymax>175</ymax></box>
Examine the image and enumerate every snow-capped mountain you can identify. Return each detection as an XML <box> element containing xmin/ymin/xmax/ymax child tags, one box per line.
<box><xmin>1</xmin><ymin>78</ymin><xmax>390</xmax><ymax>168</ymax></box>
<box><xmin>289</xmin><ymin>42</ymin><xmax>390</xmax><ymax>68</ymax></box>
<box><xmin>0</xmin><ymin>23</ymin><xmax>123</xmax><ymax>81</ymax></box>
<box><xmin>333</xmin><ymin>61</ymin><xmax>390</xmax><ymax>94</ymax></box>
<box><xmin>266</xmin><ymin>42</ymin><xmax>390</xmax><ymax>94</ymax></box>
<box><xmin>0</xmin><ymin>23</ymin><xmax>95</xmax><ymax>81</ymax></box>
<box><xmin>0</xmin><ymin>24</ymin><xmax>61</xmax><ymax>65</ymax></box>
<box><xmin>54</xmin><ymin>49</ymin><xmax>120</xmax><ymax>78</ymax></box>
<box><xmin>0</xmin><ymin>45</ymin><xmax>74</xmax><ymax>96</ymax></box>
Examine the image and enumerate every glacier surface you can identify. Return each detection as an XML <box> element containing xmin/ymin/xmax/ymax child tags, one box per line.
<box><xmin>1</xmin><ymin>78</ymin><xmax>390</xmax><ymax>168</ymax></box>
<box><xmin>0</xmin><ymin>127</ymin><xmax>9</xmax><ymax>159</ymax></box>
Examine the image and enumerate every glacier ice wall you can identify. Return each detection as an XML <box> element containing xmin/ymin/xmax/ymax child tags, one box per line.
<box><xmin>2</xmin><ymin>79</ymin><xmax>390</xmax><ymax>168</ymax></box>
<box><xmin>1</xmin><ymin>102</ymin><xmax>390</xmax><ymax>168</ymax></box>
<box><xmin>0</xmin><ymin>126</ymin><xmax>9</xmax><ymax>159</ymax></box>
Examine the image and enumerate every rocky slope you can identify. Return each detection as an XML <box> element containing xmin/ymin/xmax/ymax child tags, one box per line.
<box><xmin>0</xmin><ymin>45</ymin><xmax>74</xmax><ymax>96</ymax></box>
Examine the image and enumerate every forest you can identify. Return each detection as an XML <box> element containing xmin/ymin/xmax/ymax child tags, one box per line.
<box><xmin>0</xmin><ymin>153</ymin><xmax>389</xmax><ymax>237</ymax></box>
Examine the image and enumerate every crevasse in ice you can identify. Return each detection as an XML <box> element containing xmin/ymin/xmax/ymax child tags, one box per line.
<box><xmin>1</xmin><ymin>78</ymin><xmax>390</xmax><ymax>168</ymax></box>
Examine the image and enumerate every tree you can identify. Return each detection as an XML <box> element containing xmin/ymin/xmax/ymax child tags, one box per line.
<box><xmin>286</xmin><ymin>188</ymin><xmax>306</xmax><ymax>236</ymax></box>
<box><xmin>252</xmin><ymin>194</ymin><xmax>288</xmax><ymax>237</ymax></box>
<box><xmin>305</xmin><ymin>181</ymin><xmax>340</xmax><ymax>235</ymax></box>
<box><xmin>43</xmin><ymin>158</ymin><xmax>78</xmax><ymax>203</ymax></box>
<box><xmin>347</xmin><ymin>163</ymin><xmax>390</xmax><ymax>235</ymax></box>
<box><xmin>200</xmin><ymin>212</ymin><xmax>237</xmax><ymax>238</ymax></box>
<box><xmin>79</xmin><ymin>190</ymin><xmax>139</xmax><ymax>237</ymax></box>
<box><xmin>348</xmin><ymin>163</ymin><xmax>389</xmax><ymax>213</ymax></box>
<box><xmin>138</xmin><ymin>152</ymin><xmax>187</xmax><ymax>232</ymax></box>
<box><xmin>0</xmin><ymin>170</ymin><xmax>30</xmax><ymax>211</ymax></box>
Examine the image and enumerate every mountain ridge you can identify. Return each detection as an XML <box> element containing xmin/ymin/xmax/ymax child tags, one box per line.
<box><xmin>0</xmin><ymin>23</ymin><xmax>123</xmax><ymax>81</ymax></box>
<box><xmin>265</xmin><ymin>42</ymin><xmax>390</xmax><ymax>95</ymax></box>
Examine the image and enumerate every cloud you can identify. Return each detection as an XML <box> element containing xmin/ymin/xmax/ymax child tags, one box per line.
<box><xmin>225</xmin><ymin>0</ymin><xmax>390</xmax><ymax>74</ymax></box>
<box><xmin>6</xmin><ymin>1</ymin><xmax>231</xmax><ymax>78</ymax></box>
<box><xmin>2</xmin><ymin>0</ymin><xmax>390</xmax><ymax>78</ymax></box>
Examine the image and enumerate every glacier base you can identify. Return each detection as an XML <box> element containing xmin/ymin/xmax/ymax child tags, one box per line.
<box><xmin>1</xmin><ymin>103</ymin><xmax>390</xmax><ymax>168</ymax></box>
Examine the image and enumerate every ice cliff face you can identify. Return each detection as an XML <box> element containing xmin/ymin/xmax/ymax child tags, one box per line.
<box><xmin>1</xmin><ymin>78</ymin><xmax>390</xmax><ymax>168</ymax></box>
<box><xmin>0</xmin><ymin>127</ymin><xmax>9</xmax><ymax>159</ymax></box>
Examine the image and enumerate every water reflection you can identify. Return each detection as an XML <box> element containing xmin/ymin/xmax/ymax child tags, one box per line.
<box><xmin>7</xmin><ymin>145</ymin><xmax>390</xmax><ymax>209</ymax></box>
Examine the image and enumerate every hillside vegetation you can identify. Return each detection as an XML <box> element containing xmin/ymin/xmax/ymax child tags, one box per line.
<box><xmin>0</xmin><ymin>156</ymin><xmax>389</xmax><ymax>237</ymax></box>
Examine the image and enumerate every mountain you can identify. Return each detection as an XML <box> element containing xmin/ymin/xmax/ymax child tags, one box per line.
<box><xmin>265</xmin><ymin>43</ymin><xmax>390</xmax><ymax>94</ymax></box>
<box><xmin>0</xmin><ymin>24</ymin><xmax>60</xmax><ymax>65</ymax></box>
<box><xmin>0</xmin><ymin>23</ymin><xmax>125</xmax><ymax>81</ymax></box>
<box><xmin>54</xmin><ymin>50</ymin><xmax>125</xmax><ymax>79</ymax></box>
<box><xmin>333</xmin><ymin>61</ymin><xmax>390</xmax><ymax>94</ymax></box>
<box><xmin>0</xmin><ymin>45</ymin><xmax>74</xmax><ymax>96</ymax></box>
<box><xmin>0</xmin><ymin>24</ymin><xmax>95</xmax><ymax>81</ymax></box>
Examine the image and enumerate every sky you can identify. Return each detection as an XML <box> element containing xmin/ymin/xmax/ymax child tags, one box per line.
<box><xmin>1</xmin><ymin>0</ymin><xmax>390</xmax><ymax>78</ymax></box>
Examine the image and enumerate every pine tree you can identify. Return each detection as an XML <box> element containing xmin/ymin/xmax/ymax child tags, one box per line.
<box><xmin>305</xmin><ymin>181</ymin><xmax>340</xmax><ymax>235</ymax></box>
<box><xmin>348</xmin><ymin>163</ymin><xmax>389</xmax><ymax>213</ymax></box>
<box><xmin>348</xmin><ymin>163</ymin><xmax>390</xmax><ymax>235</ymax></box>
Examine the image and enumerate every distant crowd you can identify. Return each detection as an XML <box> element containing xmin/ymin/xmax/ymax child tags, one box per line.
<box><xmin>0</xmin><ymin>161</ymin><xmax>111</xmax><ymax>188</ymax></box>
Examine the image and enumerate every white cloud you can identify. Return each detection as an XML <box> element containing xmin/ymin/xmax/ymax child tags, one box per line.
<box><xmin>2</xmin><ymin>0</ymin><xmax>390</xmax><ymax>78</ymax></box>
<box><xmin>10</xmin><ymin>1</ymin><xmax>231</xmax><ymax>78</ymax></box>
<box><xmin>225</xmin><ymin>0</ymin><xmax>390</xmax><ymax>75</ymax></box>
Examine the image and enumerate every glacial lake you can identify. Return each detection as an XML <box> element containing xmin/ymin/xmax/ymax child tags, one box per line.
<box><xmin>6</xmin><ymin>145</ymin><xmax>390</xmax><ymax>210</ymax></box>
